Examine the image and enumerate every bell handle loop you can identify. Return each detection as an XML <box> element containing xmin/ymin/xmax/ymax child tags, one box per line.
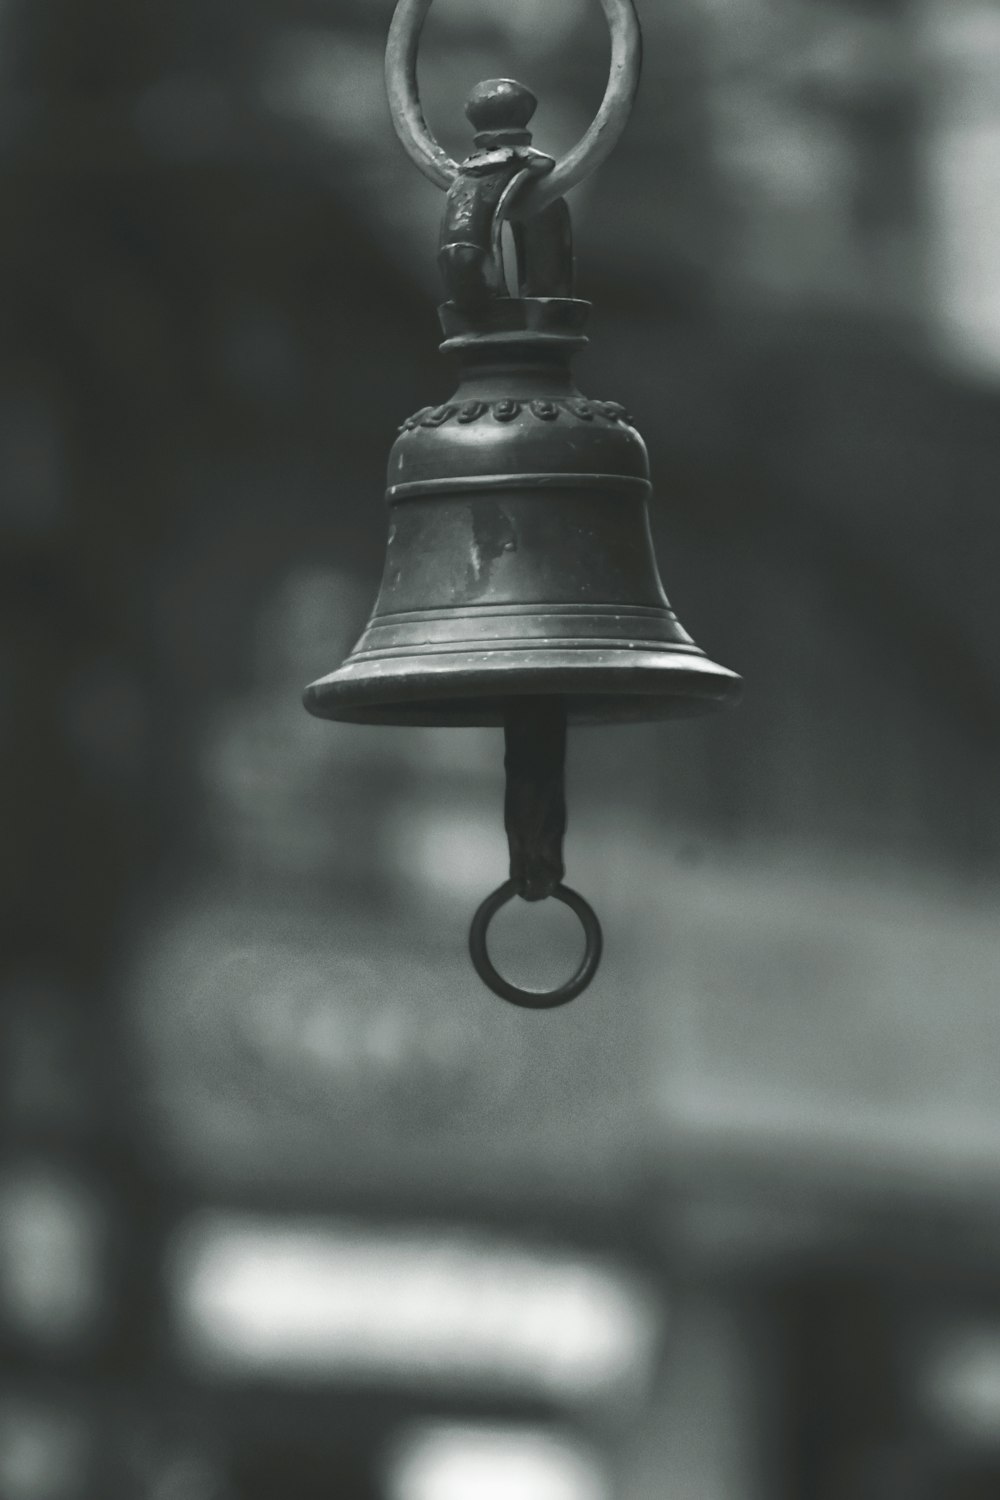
<box><xmin>385</xmin><ymin>0</ymin><xmax>643</xmax><ymax>217</ymax></box>
<box><xmin>469</xmin><ymin>880</ymin><xmax>603</xmax><ymax>1010</ymax></box>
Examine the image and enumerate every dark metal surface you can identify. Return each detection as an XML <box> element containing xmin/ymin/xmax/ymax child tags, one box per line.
<box><xmin>438</xmin><ymin>82</ymin><xmax>568</xmax><ymax>310</ymax></box>
<box><xmin>305</xmin><ymin>84</ymin><xmax>739</xmax><ymax>735</ymax></box>
<box><xmin>468</xmin><ymin>697</ymin><xmax>604</xmax><ymax>1007</ymax></box>
<box><xmin>303</xmin><ymin>288</ymin><xmax>740</xmax><ymax>728</ymax></box>
<box><xmin>306</xmin><ymin>38</ymin><xmax>740</xmax><ymax>1004</ymax></box>
<box><xmin>503</xmin><ymin>698</ymin><xmax>567</xmax><ymax>902</ymax></box>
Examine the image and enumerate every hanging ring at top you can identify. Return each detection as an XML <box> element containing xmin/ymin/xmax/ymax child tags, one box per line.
<box><xmin>385</xmin><ymin>0</ymin><xmax>643</xmax><ymax>220</ymax></box>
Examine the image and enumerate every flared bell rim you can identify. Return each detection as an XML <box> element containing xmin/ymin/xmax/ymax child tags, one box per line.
<box><xmin>304</xmin><ymin>645</ymin><xmax>742</xmax><ymax>727</ymax></box>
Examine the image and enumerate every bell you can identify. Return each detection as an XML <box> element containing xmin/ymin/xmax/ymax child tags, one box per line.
<box><xmin>304</xmin><ymin>296</ymin><xmax>739</xmax><ymax>728</ymax></box>
<box><xmin>304</xmin><ymin>65</ymin><xmax>741</xmax><ymax>1007</ymax></box>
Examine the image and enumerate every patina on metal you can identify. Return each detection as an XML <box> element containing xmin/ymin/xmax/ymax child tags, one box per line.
<box><xmin>305</xmin><ymin>2</ymin><xmax>741</xmax><ymax>1007</ymax></box>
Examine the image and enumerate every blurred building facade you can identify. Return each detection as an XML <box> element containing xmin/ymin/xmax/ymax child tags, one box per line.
<box><xmin>3</xmin><ymin>1</ymin><xmax>1000</xmax><ymax>1497</ymax></box>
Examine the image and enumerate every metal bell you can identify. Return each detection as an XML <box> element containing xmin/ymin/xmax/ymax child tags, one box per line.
<box><xmin>305</xmin><ymin>57</ymin><xmax>741</xmax><ymax>1008</ymax></box>
<box><xmin>304</xmin><ymin>295</ymin><xmax>739</xmax><ymax>726</ymax></box>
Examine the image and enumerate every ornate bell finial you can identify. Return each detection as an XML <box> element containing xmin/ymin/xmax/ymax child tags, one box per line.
<box><xmin>305</xmin><ymin>0</ymin><xmax>741</xmax><ymax>1007</ymax></box>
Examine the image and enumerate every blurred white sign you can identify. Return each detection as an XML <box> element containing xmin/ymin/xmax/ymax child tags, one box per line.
<box><xmin>171</xmin><ymin>1212</ymin><xmax>659</xmax><ymax>1404</ymax></box>
<box><xmin>387</xmin><ymin>1425</ymin><xmax>609</xmax><ymax>1500</ymax></box>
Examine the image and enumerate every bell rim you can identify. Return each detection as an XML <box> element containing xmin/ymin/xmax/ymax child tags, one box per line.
<box><xmin>304</xmin><ymin>647</ymin><xmax>742</xmax><ymax>727</ymax></box>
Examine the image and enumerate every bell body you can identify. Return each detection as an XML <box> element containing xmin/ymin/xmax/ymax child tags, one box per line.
<box><xmin>305</xmin><ymin>298</ymin><xmax>740</xmax><ymax>727</ymax></box>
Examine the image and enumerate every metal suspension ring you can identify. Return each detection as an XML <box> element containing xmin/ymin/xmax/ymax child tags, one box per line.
<box><xmin>385</xmin><ymin>0</ymin><xmax>643</xmax><ymax>219</ymax></box>
<box><xmin>469</xmin><ymin>879</ymin><xmax>603</xmax><ymax>1010</ymax></box>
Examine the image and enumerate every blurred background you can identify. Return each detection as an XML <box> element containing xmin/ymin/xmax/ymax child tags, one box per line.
<box><xmin>3</xmin><ymin>0</ymin><xmax>1000</xmax><ymax>1495</ymax></box>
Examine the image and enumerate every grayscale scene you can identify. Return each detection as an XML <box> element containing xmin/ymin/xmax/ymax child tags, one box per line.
<box><xmin>3</xmin><ymin>0</ymin><xmax>999</xmax><ymax>1497</ymax></box>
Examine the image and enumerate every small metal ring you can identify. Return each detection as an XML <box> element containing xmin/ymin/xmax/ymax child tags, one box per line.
<box><xmin>385</xmin><ymin>0</ymin><xmax>642</xmax><ymax>218</ymax></box>
<box><xmin>469</xmin><ymin>879</ymin><xmax>603</xmax><ymax>1010</ymax></box>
